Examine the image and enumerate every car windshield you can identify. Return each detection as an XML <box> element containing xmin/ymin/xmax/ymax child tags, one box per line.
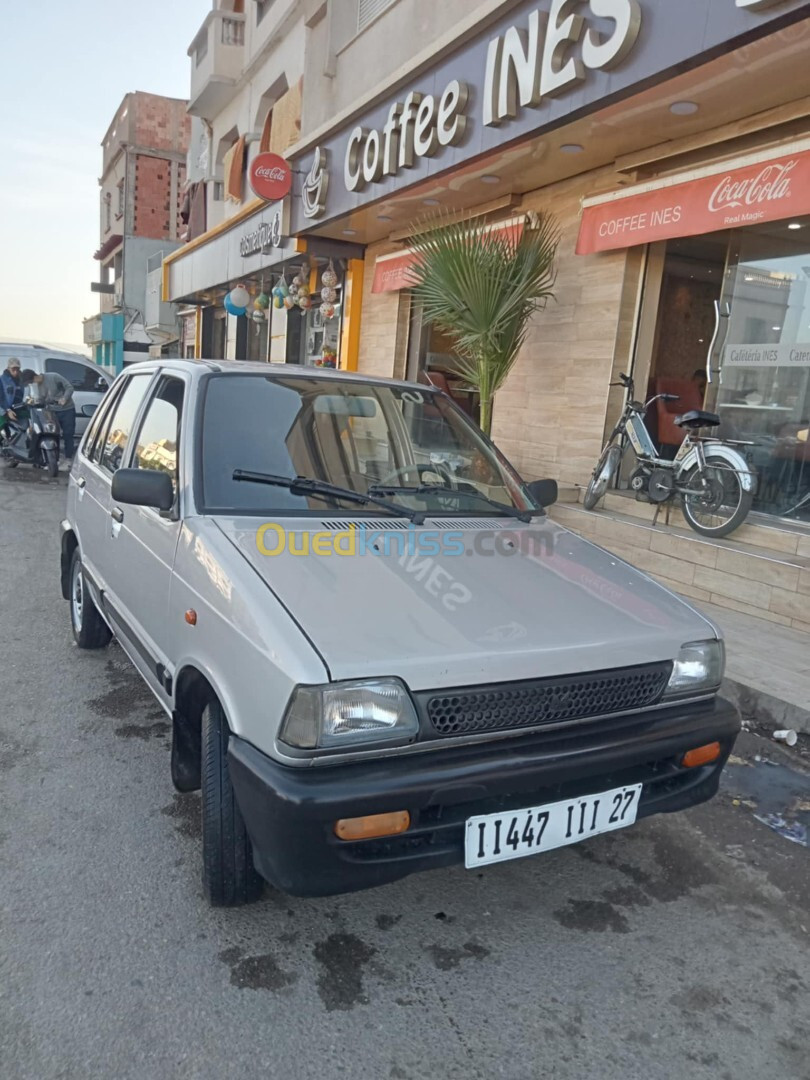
<box><xmin>201</xmin><ymin>373</ymin><xmax>536</xmax><ymax>517</ymax></box>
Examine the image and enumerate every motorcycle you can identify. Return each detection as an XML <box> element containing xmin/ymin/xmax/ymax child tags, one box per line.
<box><xmin>583</xmin><ymin>373</ymin><xmax>756</xmax><ymax>538</ymax></box>
<box><xmin>0</xmin><ymin>400</ymin><xmax>62</xmax><ymax>478</ymax></box>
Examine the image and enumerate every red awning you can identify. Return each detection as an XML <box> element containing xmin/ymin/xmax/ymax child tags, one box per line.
<box><xmin>372</xmin><ymin>216</ymin><xmax>526</xmax><ymax>294</ymax></box>
<box><xmin>94</xmin><ymin>233</ymin><xmax>123</xmax><ymax>261</ymax></box>
<box><xmin>576</xmin><ymin>144</ymin><xmax>810</xmax><ymax>256</ymax></box>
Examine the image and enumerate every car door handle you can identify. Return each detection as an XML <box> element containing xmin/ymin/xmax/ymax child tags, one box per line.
<box><xmin>76</xmin><ymin>477</ymin><xmax>86</xmax><ymax>489</ymax></box>
<box><xmin>111</xmin><ymin>506</ymin><xmax>124</xmax><ymax>523</ymax></box>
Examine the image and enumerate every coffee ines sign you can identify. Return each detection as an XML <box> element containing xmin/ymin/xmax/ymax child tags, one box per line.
<box><xmin>576</xmin><ymin>147</ymin><xmax>810</xmax><ymax>254</ymax></box>
<box><xmin>343</xmin><ymin>1</ymin><xmax>642</xmax><ymax>195</ymax></box>
<box><xmin>292</xmin><ymin>0</ymin><xmax>805</xmax><ymax>231</ymax></box>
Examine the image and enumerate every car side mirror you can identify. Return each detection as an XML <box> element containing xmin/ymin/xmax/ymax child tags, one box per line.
<box><xmin>96</xmin><ymin>377</ymin><xmax>109</xmax><ymax>391</ymax></box>
<box><xmin>111</xmin><ymin>468</ymin><xmax>174</xmax><ymax>511</ymax></box>
<box><xmin>526</xmin><ymin>478</ymin><xmax>558</xmax><ymax>508</ymax></box>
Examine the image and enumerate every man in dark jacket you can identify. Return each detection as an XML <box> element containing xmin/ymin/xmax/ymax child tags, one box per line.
<box><xmin>1</xmin><ymin>358</ymin><xmax>24</xmax><ymax>411</ymax></box>
<box><xmin>0</xmin><ymin>359</ymin><xmax>22</xmax><ymax>437</ymax></box>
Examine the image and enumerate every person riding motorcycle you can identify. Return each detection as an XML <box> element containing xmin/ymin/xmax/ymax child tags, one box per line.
<box><xmin>0</xmin><ymin>358</ymin><xmax>25</xmax><ymax>439</ymax></box>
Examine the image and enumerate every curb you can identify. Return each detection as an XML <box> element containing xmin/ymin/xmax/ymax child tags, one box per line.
<box><xmin>722</xmin><ymin>676</ymin><xmax>810</xmax><ymax>737</ymax></box>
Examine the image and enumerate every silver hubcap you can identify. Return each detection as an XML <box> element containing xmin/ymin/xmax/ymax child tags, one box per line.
<box><xmin>71</xmin><ymin>562</ymin><xmax>84</xmax><ymax>629</ymax></box>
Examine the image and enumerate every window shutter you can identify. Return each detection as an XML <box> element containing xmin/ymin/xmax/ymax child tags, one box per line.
<box><xmin>358</xmin><ymin>0</ymin><xmax>396</xmax><ymax>33</ymax></box>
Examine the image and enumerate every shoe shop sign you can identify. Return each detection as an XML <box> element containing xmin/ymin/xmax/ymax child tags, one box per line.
<box><xmin>291</xmin><ymin>0</ymin><xmax>806</xmax><ymax>232</ymax></box>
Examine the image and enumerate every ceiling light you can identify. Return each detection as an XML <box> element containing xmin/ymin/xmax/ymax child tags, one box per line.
<box><xmin>481</xmin><ymin>174</ymin><xmax>500</xmax><ymax>184</ymax></box>
<box><xmin>377</xmin><ymin>214</ymin><xmax>392</xmax><ymax>222</ymax></box>
<box><xmin>788</xmin><ymin>222</ymin><xmax>802</xmax><ymax>230</ymax></box>
<box><xmin>342</xmin><ymin>229</ymin><xmax>357</xmax><ymax>236</ymax></box>
<box><xmin>560</xmin><ymin>143</ymin><xmax>584</xmax><ymax>154</ymax></box>
<box><xmin>422</xmin><ymin>198</ymin><xmax>440</xmax><ymax>206</ymax></box>
<box><xmin>772</xmin><ymin>326</ymin><xmax>781</xmax><ymax>332</ymax></box>
<box><xmin>670</xmin><ymin>101</ymin><xmax>699</xmax><ymax>115</ymax></box>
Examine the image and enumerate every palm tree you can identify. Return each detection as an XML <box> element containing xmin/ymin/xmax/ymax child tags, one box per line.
<box><xmin>408</xmin><ymin>212</ymin><xmax>559</xmax><ymax>436</ymax></box>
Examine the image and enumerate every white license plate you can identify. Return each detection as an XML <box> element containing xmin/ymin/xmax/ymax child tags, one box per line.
<box><xmin>464</xmin><ymin>783</ymin><xmax>643</xmax><ymax>869</ymax></box>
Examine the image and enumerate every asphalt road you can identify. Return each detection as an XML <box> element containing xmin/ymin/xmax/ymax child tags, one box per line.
<box><xmin>2</xmin><ymin>472</ymin><xmax>808</xmax><ymax>1080</ymax></box>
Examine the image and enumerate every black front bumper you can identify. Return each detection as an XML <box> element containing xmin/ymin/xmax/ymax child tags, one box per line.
<box><xmin>228</xmin><ymin>696</ymin><xmax>740</xmax><ymax>897</ymax></box>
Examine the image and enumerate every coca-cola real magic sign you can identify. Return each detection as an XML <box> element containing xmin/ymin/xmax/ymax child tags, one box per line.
<box><xmin>576</xmin><ymin>147</ymin><xmax>810</xmax><ymax>255</ymax></box>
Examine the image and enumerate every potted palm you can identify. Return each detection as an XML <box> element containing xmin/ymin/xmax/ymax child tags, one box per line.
<box><xmin>408</xmin><ymin>212</ymin><xmax>559</xmax><ymax>436</ymax></box>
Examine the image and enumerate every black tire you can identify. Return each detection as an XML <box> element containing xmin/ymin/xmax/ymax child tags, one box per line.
<box><xmin>69</xmin><ymin>548</ymin><xmax>112</xmax><ymax>649</ymax></box>
<box><xmin>201</xmin><ymin>699</ymin><xmax>264</xmax><ymax>907</ymax></box>
<box><xmin>681</xmin><ymin>453</ymin><xmax>754</xmax><ymax>538</ymax></box>
<box><xmin>44</xmin><ymin>448</ymin><xmax>58</xmax><ymax>478</ymax></box>
<box><xmin>583</xmin><ymin>445</ymin><xmax>621</xmax><ymax>510</ymax></box>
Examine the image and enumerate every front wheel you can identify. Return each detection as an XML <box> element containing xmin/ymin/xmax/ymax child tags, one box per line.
<box><xmin>44</xmin><ymin>447</ymin><xmax>58</xmax><ymax>478</ymax></box>
<box><xmin>583</xmin><ymin>445</ymin><xmax>621</xmax><ymax>510</ymax></box>
<box><xmin>681</xmin><ymin>453</ymin><xmax>753</xmax><ymax>538</ymax></box>
<box><xmin>69</xmin><ymin>548</ymin><xmax>112</xmax><ymax>649</ymax></box>
<box><xmin>201</xmin><ymin>699</ymin><xmax>264</xmax><ymax>907</ymax></box>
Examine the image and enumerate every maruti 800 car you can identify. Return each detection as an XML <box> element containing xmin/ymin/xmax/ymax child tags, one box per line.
<box><xmin>61</xmin><ymin>360</ymin><xmax>739</xmax><ymax>905</ymax></box>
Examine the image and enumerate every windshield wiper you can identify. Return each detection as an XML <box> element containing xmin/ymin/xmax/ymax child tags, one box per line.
<box><xmin>368</xmin><ymin>483</ymin><xmax>534</xmax><ymax>523</ymax></box>
<box><xmin>232</xmin><ymin>470</ymin><xmax>426</xmax><ymax>524</ymax></box>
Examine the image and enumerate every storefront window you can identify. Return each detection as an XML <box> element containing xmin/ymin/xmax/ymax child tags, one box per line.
<box><xmin>641</xmin><ymin>218</ymin><xmax>810</xmax><ymax>524</ymax></box>
<box><xmin>406</xmin><ymin>301</ymin><xmax>480</xmax><ymax>425</ymax></box>
<box><xmin>714</xmin><ymin>219</ymin><xmax>810</xmax><ymax>522</ymax></box>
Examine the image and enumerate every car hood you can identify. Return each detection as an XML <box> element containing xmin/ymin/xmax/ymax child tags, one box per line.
<box><xmin>214</xmin><ymin>515</ymin><xmax>718</xmax><ymax>690</ymax></box>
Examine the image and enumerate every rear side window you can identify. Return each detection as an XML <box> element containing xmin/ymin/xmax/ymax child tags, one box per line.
<box><xmin>46</xmin><ymin>357</ymin><xmax>108</xmax><ymax>393</ymax></box>
<box><xmin>98</xmin><ymin>375</ymin><xmax>152</xmax><ymax>474</ymax></box>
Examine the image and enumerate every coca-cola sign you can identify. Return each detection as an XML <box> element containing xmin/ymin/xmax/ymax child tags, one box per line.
<box><xmin>577</xmin><ymin>146</ymin><xmax>810</xmax><ymax>255</ymax></box>
<box><xmin>708</xmin><ymin>161</ymin><xmax>796</xmax><ymax>213</ymax></box>
<box><xmin>249</xmin><ymin>153</ymin><xmax>293</xmax><ymax>201</ymax></box>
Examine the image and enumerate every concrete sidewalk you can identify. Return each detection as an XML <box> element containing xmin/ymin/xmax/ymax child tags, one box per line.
<box><xmin>697</xmin><ymin>600</ymin><xmax>810</xmax><ymax>736</ymax></box>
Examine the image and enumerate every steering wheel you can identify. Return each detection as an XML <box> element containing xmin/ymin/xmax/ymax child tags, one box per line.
<box><xmin>376</xmin><ymin>462</ymin><xmax>459</xmax><ymax>490</ymax></box>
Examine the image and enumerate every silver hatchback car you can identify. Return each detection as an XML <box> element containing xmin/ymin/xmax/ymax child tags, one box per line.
<box><xmin>61</xmin><ymin>360</ymin><xmax>739</xmax><ymax>906</ymax></box>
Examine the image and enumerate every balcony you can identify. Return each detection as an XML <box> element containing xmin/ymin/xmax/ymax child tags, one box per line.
<box><xmin>188</xmin><ymin>10</ymin><xmax>246</xmax><ymax>121</ymax></box>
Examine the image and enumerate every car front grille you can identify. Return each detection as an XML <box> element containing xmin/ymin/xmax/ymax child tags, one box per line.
<box><xmin>420</xmin><ymin>662</ymin><xmax>673</xmax><ymax>737</ymax></box>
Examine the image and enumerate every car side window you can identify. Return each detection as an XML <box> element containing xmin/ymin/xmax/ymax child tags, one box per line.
<box><xmin>46</xmin><ymin>358</ymin><xmax>108</xmax><ymax>393</ymax></box>
<box><xmin>131</xmin><ymin>377</ymin><xmax>185</xmax><ymax>499</ymax></box>
<box><xmin>98</xmin><ymin>374</ymin><xmax>152</xmax><ymax>474</ymax></box>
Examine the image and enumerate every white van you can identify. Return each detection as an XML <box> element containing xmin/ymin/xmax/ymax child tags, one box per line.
<box><xmin>0</xmin><ymin>342</ymin><xmax>111</xmax><ymax>440</ymax></box>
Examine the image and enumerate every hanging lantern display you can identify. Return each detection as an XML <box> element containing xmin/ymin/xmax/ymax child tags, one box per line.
<box><xmin>320</xmin><ymin>286</ymin><xmax>337</xmax><ymax>304</ymax></box>
<box><xmin>292</xmin><ymin>270</ymin><xmax>305</xmax><ymax>289</ymax></box>
<box><xmin>320</xmin><ymin>302</ymin><xmax>336</xmax><ymax>320</ymax></box>
<box><xmin>255</xmin><ymin>291</ymin><xmax>270</xmax><ymax>310</ymax></box>
<box><xmin>251</xmin><ymin>308</ymin><xmax>266</xmax><ymax>323</ymax></box>
<box><xmin>283</xmin><ymin>295</ymin><xmax>296</xmax><ymax>310</ymax></box>
<box><xmin>273</xmin><ymin>293</ymin><xmax>283</xmax><ymax>309</ymax></box>
<box><xmin>230</xmin><ymin>283</ymin><xmax>250</xmax><ymax>309</ymax></box>
<box><xmin>298</xmin><ymin>294</ymin><xmax>312</xmax><ymax>310</ymax></box>
<box><xmin>321</xmin><ymin>260</ymin><xmax>338</xmax><ymax>289</ymax></box>
<box><xmin>224</xmin><ymin>292</ymin><xmax>247</xmax><ymax>316</ymax></box>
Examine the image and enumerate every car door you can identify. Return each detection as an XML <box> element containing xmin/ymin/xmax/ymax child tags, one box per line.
<box><xmin>104</xmin><ymin>373</ymin><xmax>188</xmax><ymax>704</ymax></box>
<box><xmin>45</xmin><ymin>357</ymin><xmax>110</xmax><ymax>437</ymax></box>
<box><xmin>73</xmin><ymin>373</ymin><xmax>153</xmax><ymax>602</ymax></box>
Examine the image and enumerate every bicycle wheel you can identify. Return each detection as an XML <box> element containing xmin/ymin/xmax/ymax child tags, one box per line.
<box><xmin>681</xmin><ymin>452</ymin><xmax>753</xmax><ymax>538</ymax></box>
<box><xmin>583</xmin><ymin>445</ymin><xmax>621</xmax><ymax>510</ymax></box>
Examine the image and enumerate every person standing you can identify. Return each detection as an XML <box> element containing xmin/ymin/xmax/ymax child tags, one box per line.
<box><xmin>21</xmin><ymin>369</ymin><xmax>77</xmax><ymax>460</ymax></box>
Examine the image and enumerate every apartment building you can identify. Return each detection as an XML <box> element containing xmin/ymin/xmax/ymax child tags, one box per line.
<box><xmin>84</xmin><ymin>92</ymin><xmax>190</xmax><ymax>371</ymax></box>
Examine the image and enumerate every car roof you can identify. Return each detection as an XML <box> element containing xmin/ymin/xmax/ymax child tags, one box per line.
<box><xmin>120</xmin><ymin>358</ymin><xmax>437</xmax><ymax>393</ymax></box>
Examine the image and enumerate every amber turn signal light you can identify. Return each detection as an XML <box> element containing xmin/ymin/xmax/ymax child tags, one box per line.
<box><xmin>681</xmin><ymin>742</ymin><xmax>721</xmax><ymax>768</ymax></box>
<box><xmin>334</xmin><ymin>811</ymin><xmax>410</xmax><ymax>841</ymax></box>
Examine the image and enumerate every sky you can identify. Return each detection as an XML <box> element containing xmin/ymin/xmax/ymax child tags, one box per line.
<box><xmin>0</xmin><ymin>0</ymin><xmax>210</xmax><ymax>352</ymax></box>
